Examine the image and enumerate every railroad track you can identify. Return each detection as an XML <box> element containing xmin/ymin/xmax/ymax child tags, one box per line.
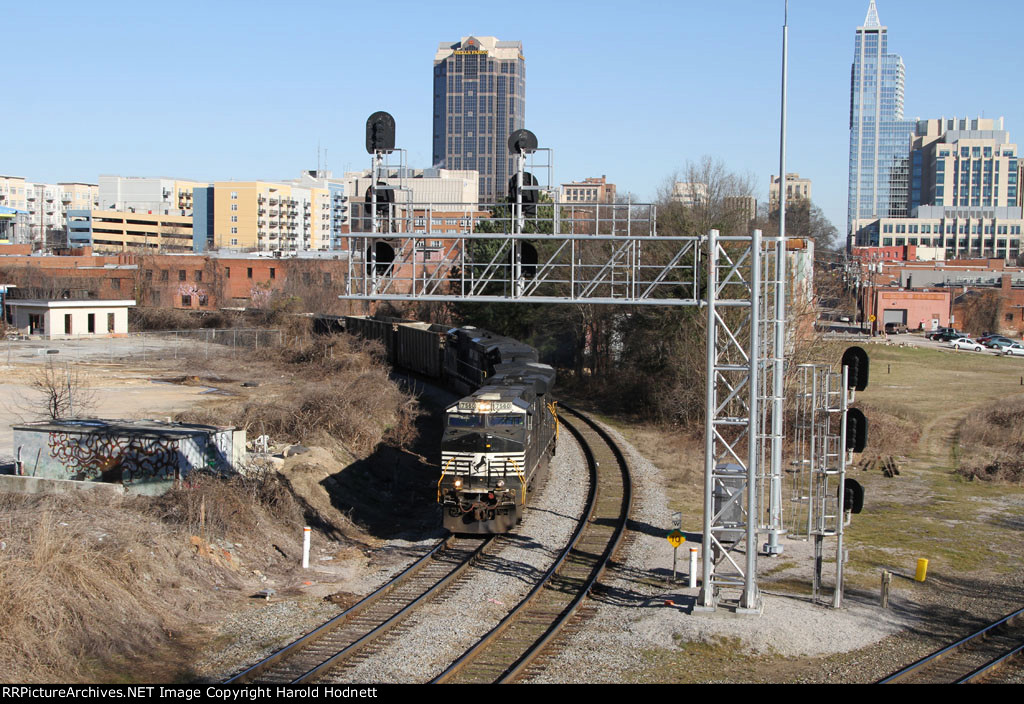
<box><xmin>226</xmin><ymin>404</ymin><xmax>630</xmax><ymax>685</ymax></box>
<box><xmin>879</xmin><ymin>606</ymin><xmax>1024</xmax><ymax>684</ymax></box>
<box><xmin>225</xmin><ymin>535</ymin><xmax>493</xmax><ymax>684</ymax></box>
<box><xmin>432</xmin><ymin>404</ymin><xmax>632</xmax><ymax>684</ymax></box>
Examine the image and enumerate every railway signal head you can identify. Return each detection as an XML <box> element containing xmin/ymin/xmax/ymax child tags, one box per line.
<box><xmin>842</xmin><ymin>346</ymin><xmax>869</xmax><ymax>391</ymax></box>
<box><xmin>507</xmin><ymin>128</ymin><xmax>538</xmax><ymax>155</ymax></box>
<box><xmin>846</xmin><ymin>407</ymin><xmax>868</xmax><ymax>453</ymax></box>
<box><xmin>508</xmin><ymin>172</ymin><xmax>539</xmax><ymax>218</ymax></box>
<box><xmin>842</xmin><ymin>478</ymin><xmax>864</xmax><ymax>514</ymax></box>
<box><xmin>365</xmin><ymin>111</ymin><xmax>396</xmax><ymax>154</ymax></box>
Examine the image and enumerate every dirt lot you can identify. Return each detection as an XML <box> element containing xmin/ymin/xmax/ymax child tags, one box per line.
<box><xmin>0</xmin><ymin>335</ymin><xmax>435</xmax><ymax>683</ymax></box>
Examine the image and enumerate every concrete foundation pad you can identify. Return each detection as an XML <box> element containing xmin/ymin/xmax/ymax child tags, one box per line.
<box><xmin>0</xmin><ymin>474</ymin><xmax>125</xmax><ymax>497</ymax></box>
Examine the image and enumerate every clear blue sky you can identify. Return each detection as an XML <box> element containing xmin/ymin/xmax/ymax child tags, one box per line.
<box><xmin>5</xmin><ymin>1</ymin><xmax>1022</xmax><ymax>234</ymax></box>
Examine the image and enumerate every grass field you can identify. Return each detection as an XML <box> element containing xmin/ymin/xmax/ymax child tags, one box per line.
<box><xmin>844</xmin><ymin>343</ymin><xmax>1024</xmax><ymax>585</ymax></box>
<box><xmin>611</xmin><ymin>342</ymin><xmax>1024</xmax><ymax>591</ymax></box>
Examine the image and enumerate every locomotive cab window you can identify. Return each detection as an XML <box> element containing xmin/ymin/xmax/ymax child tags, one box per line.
<box><xmin>488</xmin><ymin>414</ymin><xmax>523</xmax><ymax>427</ymax></box>
<box><xmin>447</xmin><ymin>413</ymin><xmax>482</xmax><ymax>428</ymax></box>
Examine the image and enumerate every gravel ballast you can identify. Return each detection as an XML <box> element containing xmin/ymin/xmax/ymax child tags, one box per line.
<box><xmin>323</xmin><ymin>437</ymin><xmax>589</xmax><ymax>683</ymax></box>
<box><xmin>196</xmin><ymin>416</ymin><xmax>1024</xmax><ymax>684</ymax></box>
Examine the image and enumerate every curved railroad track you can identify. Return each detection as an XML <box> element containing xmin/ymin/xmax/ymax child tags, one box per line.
<box><xmin>879</xmin><ymin>606</ymin><xmax>1024</xmax><ymax>684</ymax></box>
<box><xmin>431</xmin><ymin>404</ymin><xmax>632</xmax><ymax>684</ymax></box>
<box><xmin>226</xmin><ymin>404</ymin><xmax>631</xmax><ymax>685</ymax></box>
<box><xmin>225</xmin><ymin>535</ymin><xmax>493</xmax><ymax>684</ymax></box>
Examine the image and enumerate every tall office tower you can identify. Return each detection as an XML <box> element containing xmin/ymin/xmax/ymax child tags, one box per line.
<box><xmin>433</xmin><ymin>36</ymin><xmax>525</xmax><ymax>203</ymax></box>
<box><xmin>847</xmin><ymin>1</ymin><xmax>915</xmax><ymax>246</ymax></box>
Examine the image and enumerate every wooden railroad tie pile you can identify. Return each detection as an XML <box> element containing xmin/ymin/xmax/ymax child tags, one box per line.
<box><xmin>858</xmin><ymin>456</ymin><xmax>900</xmax><ymax>477</ymax></box>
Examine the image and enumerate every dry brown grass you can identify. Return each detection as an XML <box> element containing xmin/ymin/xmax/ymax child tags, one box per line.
<box><xmin>855</xmin><ymin>401</ymin><xmax>922</xmax><ymax>459</ymax></box>
<box><xmin>174</xmin><ymin>334</ymin><xmax>419</xmax><ymax>458</ymax></box>
<box><xmin>129</xmin><ymin>306</ymin><xmax>206</xmax><ymax>331</ymax></box>
<box><xmin>955</xmin><ymin>397</ymin><xmax>1024</xmax><ymax>483</ymax></box>
<box><xmin>0</xmin><ymin>330</ymin><xmax>421</xmax><ymax>683</ymax></box>
<box><xmin>0</xmin><ymin>474</ymin><xmax>310</xmax><ymax>683</ymax></box>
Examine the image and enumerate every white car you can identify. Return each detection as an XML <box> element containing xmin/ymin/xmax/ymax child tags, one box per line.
<box><xmin>1002</xmin><ymin>343</ymin><xmax>1024</xmax><ymax>356</ymax></box>
<box><xmin>951</xmin><ymin>338</ymin><xmax>985</xmax><ymax>352</ymax></box>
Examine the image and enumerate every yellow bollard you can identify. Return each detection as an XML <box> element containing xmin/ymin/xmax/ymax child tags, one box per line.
<box><xmin>915</xmin><ymin>558</ymin><xmax>928</xmax><ymax>582</ymax></box>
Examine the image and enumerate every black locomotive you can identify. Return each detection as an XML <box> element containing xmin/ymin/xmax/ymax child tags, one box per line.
<box><xmin>337</xmin><ymin>315</ymin><xmax>558</xmax><ymax>533</ymax></box>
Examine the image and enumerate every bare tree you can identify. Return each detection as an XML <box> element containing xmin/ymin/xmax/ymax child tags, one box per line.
<box><xmin>29</xmin><ymin>359</ymin><xmax>97</xmax><ymax>420</ymax></box>
<box><xmin>657</xmin><ymin>156</ymin><xmax>758</xmax><ymax>236</ymax></box>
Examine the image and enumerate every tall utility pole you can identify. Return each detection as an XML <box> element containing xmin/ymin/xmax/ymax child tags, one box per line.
<box><xmin>766</xmin><ymin>0</ymin><xmax>789</xmax><ymax>557</ymax></box>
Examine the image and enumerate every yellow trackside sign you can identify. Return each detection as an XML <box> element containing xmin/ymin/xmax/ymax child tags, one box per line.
<box><xmin>667</xmin><ymin>530</ymin><xmax>684</xmax><ymax>548</ymax></box>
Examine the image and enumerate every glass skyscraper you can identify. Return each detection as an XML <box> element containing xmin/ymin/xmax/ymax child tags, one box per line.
<box><xmin>848</xmin><ymin>1</ymin><xmax>915</xmax><ymax>245</ymax></box>
<box><xmin>433</xmin><ymin>36</ymin><xmax>526</xmax><ymax>203</ymax></box>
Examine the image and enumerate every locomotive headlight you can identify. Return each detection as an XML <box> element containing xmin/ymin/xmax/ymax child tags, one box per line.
<box><xmin>497</xmin><ymin>480</ymin><xmax>505</xmax><ymax>488</ymax></box>
<box><xmin>454</xmin><ymin>478</ymin><xmax>463</xmax><ymax>489</ymax></box>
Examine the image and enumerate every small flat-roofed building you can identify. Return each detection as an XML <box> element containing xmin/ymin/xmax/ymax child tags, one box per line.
<box><xmin>5</xmin><ymin>298</ymin><xmax>134</xmax><ymax>338</ymax></box>
<box><xmin>11</xmin><ymin>419</ymin><xmax>246</xmax><ymax>495</ymax></box>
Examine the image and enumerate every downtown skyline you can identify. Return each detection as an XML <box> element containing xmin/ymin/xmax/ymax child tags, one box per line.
<box><xmin>4</xmin><ymin>1</ymin><xmax>1023</xmax><ymax>236</ymax></box>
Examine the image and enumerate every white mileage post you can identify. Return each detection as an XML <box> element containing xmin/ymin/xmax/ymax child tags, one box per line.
<box><xmin>667</xmin><ymin>529</ymin><xmax>685</xmax><ymax>581</ymax></box>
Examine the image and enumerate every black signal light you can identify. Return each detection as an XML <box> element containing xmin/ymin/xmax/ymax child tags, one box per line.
<box><xmin>842</xmin><ymin>346</ymin><xmax>869</xmax><ymax>391</ymax></box>
<box><xmin>365</xmin><ymin>111</ymin><xmax>396</xmax><ymax>154</ymax></box>
<box><xmin>846</xmin><ymin>407</ymin><xmax>868</xmax><ymax>453</ymax></box>
<box><xmin>508</xmin><ymin>172</ymin><xmax>539</xmax><ymax>218</ymax></box>
<box><xmin>841</xmin><ymin>478</ymin><xmax>864</xmax><ymax>514</ymax></box>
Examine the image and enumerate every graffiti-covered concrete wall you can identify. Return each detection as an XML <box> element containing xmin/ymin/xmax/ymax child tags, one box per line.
<box><xmin>12</xmin><ymin>419</ymin><xmax>246</xmax><ymax>495</ymax></box>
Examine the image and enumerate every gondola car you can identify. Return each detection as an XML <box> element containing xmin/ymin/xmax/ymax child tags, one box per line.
<box><xmin>337</xmin><ymin>315</ymin><xmax>557</xmax><ymax>533</ymax></box>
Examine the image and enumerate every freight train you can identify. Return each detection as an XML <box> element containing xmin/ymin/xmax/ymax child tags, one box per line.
<box><xmin>331</xmin><ymin>315</ymin><xmax>558</xmax><ymax>534</ymax></box>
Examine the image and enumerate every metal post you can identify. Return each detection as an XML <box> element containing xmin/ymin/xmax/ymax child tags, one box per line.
<box><xmin>514</xmin><ymin>149</ymin><xmax>525</xmax><ymax>297</ymax></box>
<box><xmin>370</xmin><ymin>152</ymin><xmax>380</xmax><ymax>290</ymax></box>
<box><xmin>741</xmin><ymin>229</ymin><xmax>762</xmax><ymax>612</ymax></box>
<box><xmin>698</xmin><ymin>228</ymin><xmax>719</xmax><ymax>610</ymax></box>
<box><xmin>834</xmin><ymin>365</ymin><xmax>849</xmax><ymax>608</ymax></box>
<box><xmin>302</xmin><ymin>526</ymin><xmax>311</xmax><ymax>569</ymax></box>
<box><xmin>766</xmin><ymin>0</ymin><xmax>789</xmax><ymax>557</ymax></box>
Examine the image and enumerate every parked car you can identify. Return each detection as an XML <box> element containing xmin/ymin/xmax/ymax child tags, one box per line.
<box><xmin>884</xmin><ymin>322</ymin><xmax>908</xmax><ymax>334</ymax></box>
<box><xmin>951</xmin><ymin>337</ymin><xmax>986</xmax><ymax>352</ymax></box>
<box><xmin>984</xmin><ymin>337</ymin><xmax>1016</xmax><ymax>349</ymax></box>
<box><xmin>1002</xmin><ymin>343</ymin><xmax>1024</xmax><ymax>356</ymax></box>
<box><xmin>933</xmin><ymin>329</ymin><xmax>965</xmax><ymax>342</ymax></box>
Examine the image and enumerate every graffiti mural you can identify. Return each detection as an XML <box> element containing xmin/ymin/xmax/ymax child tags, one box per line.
<box><xmin>47</xmin><ymin>431</ymin><xmax>186</xmax><ymax>486</ymax></box>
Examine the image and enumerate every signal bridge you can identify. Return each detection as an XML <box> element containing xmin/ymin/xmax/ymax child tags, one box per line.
<box><xmin>347</xmin><ymin>116</ymin><xmax>792</xmax><ymax>613</ymax></box>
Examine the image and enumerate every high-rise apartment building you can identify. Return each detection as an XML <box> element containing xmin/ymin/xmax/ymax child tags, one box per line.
<box><xmin>670</xmin><ymin>182</ymin><xmax>709</xmax><ymax>208</ymax></box>
<box><xmin>908</xmin><ymin>117</ymin><xmax>1018</xmax><ymax>211</ymax></box>
<box><xmin>848</xmin><ymin>1</ymin><xmax>915</xmax><ymax>245</ymax></box>
<box><xmin>0</xmin><ymin>177</ymin><xmax>99</xmax><ymax>247</ymax></box>
<box><xmin>98</xmin><ymin>175</ymin><xmax>207</xmax><ymax>216</ymax></box>
<box><xmin>433</xmin><ymin>36</ymin><xmax>525</xmax><ymax>203</ymax></box>
<box><xmin>770</xmin><ymin>173</ymin><xmax>813</xmax><ymax>209</ymax></box>
<box><xmin>855</xmin><ymin>118</ymin><xmax>1024</xmax><ymax>260</ymax></box>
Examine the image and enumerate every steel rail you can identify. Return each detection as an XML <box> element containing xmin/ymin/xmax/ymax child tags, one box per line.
<box><xmin>879</xmin><ymin>605</ymin><xmax>1024</xmax><ymax>684</ymax></box>
<box><xmin>431</xmin><ymin>405</ymin><xmax>632</xmax><ymax>684</ymax></box>
<box><xmin>956</xmin><ymin>642</ymin><xmax>1024</xmax><ymax>684</ymax></box>
<box><xmin>225</xmin><ymin>534</ymin><xmax>492</xmax><ymax>684</ymax></box>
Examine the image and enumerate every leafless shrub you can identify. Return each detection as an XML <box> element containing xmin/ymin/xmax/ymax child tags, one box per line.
<box><xmin>856</xmin><ymin>402</ymin><xmax>922</xmax><ymax>458</ymax></box>
<box><xmin>174</xmin><ymin>333</ymin><xmax>419</xmax><ymax>457</ymax></box>
<box><xmin>955</xmin><ymin>398</ymin><xmax>1024</xmax><ymax>483</ymax></box>
<box><xmin>130</xmin><ymin>306</ymin><xmax>202</xmax><ymax>331</ymax></box>
<box><xmin>152</xmin><ymin>470</ymin><xmax>304</xmax><ymax>540</ymax></box>
<box><xmin>27</xmin><ymin>359</ymin><xmax>97</xmax><ymax>420</ymax></box>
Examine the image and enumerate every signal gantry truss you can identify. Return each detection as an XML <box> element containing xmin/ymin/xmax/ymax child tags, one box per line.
<box><xmin>340</xmin><ymin>146</ymin><xmax>787</xmax><ymax>611</ymax></box>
